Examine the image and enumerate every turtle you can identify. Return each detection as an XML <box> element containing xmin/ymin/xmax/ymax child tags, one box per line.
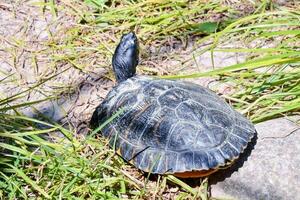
<box><xmin>90</xmin><ymin>32</ymin><xmax>256</xmax><ymax>178</ymax></box>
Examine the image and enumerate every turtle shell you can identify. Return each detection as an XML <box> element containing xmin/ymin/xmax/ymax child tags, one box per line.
<box><xmin>90</xmin><ymin>76</ymin><xmax>256</xmax><ymax>176</ymax></box>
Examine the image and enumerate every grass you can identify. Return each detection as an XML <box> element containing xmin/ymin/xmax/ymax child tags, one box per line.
<box><xmin>0</xmin><ymin>115</ymin><xmax>133</xmax><ymax>199</ymax></box>
<box><xmin>161</xmin><ymin>9</ymin><xmax>300</xmax><ymax>123</ymax></box>
<box><xmin>0</xmin><ymin>0</ymin><xmax>300</xmax><ymax>199</ymax></box>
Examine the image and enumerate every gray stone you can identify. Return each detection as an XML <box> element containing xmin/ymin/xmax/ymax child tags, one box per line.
<box><xmin>210</xmin><ymin>117</ymin><xmax>300</xmax><ymax>200</ymax></box>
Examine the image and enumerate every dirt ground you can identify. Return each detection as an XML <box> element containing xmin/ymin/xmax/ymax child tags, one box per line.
<box><xmin>0</xmin><ymin>1</ymin><xmax>112</xmax><ymax>134</ymax></box>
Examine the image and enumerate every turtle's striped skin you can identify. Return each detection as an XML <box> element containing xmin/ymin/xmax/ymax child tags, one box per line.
<box><xmin>90</xmin><ymin>76</ymin><xmax>256</xmax><ymax>176</ymax></box>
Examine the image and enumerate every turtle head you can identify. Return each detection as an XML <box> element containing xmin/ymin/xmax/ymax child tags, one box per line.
<box><xmin>112</xmin><ymin>32</ymin><xmax>139</xmax><ymax>83</ymax></box>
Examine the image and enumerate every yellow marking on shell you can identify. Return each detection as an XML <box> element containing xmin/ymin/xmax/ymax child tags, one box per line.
<box><xmin>170</xmin><ymin>159</ymin><xmax>237</xmax><ymax>178</ymax></box>
<box><xmin>174</xmin><ymin>169</ymin><xmax>218</xmax><ymax>178</ymax></box>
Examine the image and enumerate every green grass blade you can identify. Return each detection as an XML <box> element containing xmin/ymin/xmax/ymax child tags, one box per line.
<box><xmin>5</xmin><ymin>164</ymin><xmax>51</xmax><ymax>199</ymax></box>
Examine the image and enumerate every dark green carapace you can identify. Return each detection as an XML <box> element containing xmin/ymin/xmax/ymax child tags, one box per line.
<box><xmin>90</xmin><ymin>32</ymin><xmax>256</xmax><ymax>176</ymax></box>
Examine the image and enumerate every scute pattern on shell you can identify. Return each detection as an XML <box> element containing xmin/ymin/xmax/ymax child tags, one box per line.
<box><xmin>91</xmin><ymin>76</ymin><xmax>256</xmax><ymax>174</ymax></box>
